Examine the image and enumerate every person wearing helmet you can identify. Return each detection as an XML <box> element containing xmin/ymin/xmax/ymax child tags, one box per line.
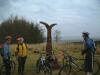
<box><xmin>3</xmin><ymin>35</ymin><xmax>12</xmax><ymax>75</ymax></box>
<box><xmin>15</xmin><ymin>37</ymin><xmax>27</xmax><ymax>75</ymax></box>
<box><xmin>82</xmin><ymin>32</ymin><xmax>96</xmax><ymax>75</ymax></box>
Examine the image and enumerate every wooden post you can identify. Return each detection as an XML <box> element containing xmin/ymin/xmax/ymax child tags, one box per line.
<box><xmin>40</xmin><ymin>21</ymin><xmax>57</xmax><ymax>55</ymax></box>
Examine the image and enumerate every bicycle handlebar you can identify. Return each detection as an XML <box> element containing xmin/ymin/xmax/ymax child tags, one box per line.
<box><xmin>34</xmin><ymin>51</ymin><xmax>54</xmax><ymax>58</ymax></box>
<box><xmin>34</xmin><ymin>51</ymin><xmax>51</xmax><ymax>55</ymax></box>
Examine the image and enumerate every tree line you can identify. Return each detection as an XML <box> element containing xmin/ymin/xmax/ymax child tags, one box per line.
<box><xmin>0</xmin><ymin>16</ymin><xmax>45</xmax><ymax>44</ymax></box>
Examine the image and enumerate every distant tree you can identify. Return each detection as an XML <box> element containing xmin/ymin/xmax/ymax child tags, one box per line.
<box><xmin>54</xmin><ymin>30</ymin><xmax>61</xmax><ymax>43</ymax></box>
<box><xmin>0</xmin><ymin>16</ymin><xmax>45</xmax><ymax>44</ymax></box>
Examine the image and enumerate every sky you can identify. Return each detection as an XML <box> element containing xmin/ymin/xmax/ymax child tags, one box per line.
<box><xmin>0</xmin><ymin>0</ymin><xmax>100</xmax><ymax>41</ymax></box>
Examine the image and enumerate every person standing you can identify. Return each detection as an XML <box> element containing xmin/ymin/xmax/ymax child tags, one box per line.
<box><xmin>3</xmin><ymin>35</ymin><xmax>12</xmax><ymax>75</ymax></box>
<box><xmin>82</xmin><ymin>32</ymin><xmax>96</xmax><ymax>75</ymax></box>
<box><xmin>15</xmin><ymin>37</ymin><xmax>27</xmax><ymax>75</ymax></box>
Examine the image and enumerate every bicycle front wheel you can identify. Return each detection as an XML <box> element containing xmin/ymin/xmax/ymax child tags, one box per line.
<box><xmin>36</xmin><ymin>59</ymin><xmax>41</xmax><ymax>73</ymax></box>
<box><xmin>58</xmin><ymin>64</ymin><xmax>71</xmax><ymax>75</ymax></box>
<box><xmin>44</xmin><ymin>64</ymin><xmax>52</xmax><ymax>75</ymax></box>
<box><xmin>1</xmin><ymin>65</ymin><xmax>5</xmax><ymax>74</ymax></box>
<box><xmin>93</xmin><ymin>61</ymin><xmax>100</xmax><ymax>75</ymax></box>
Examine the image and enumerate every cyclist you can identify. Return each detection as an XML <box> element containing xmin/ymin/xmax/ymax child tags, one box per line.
<box><xmin>82</xmin><ymin>32</ymin><xmax>96</xmax><ymax>75</ymax></box>
<box><xmin>3</xmin><ymin>35</ymin><xmax>12</xmax><ymax>75</ymax></box>
<box><xmin>15</xmin><ymin>37</ymin><xmax>27</xmax><ymax>75</ymax></box>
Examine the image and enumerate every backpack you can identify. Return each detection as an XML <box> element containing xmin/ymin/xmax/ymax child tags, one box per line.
<box><xmin>0</xmin><ymin>44</ymin><xmax>4</xmax><ymax>57</ymax></box>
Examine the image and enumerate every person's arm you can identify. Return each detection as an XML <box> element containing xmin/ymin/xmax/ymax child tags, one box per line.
<box><xmin>3</xmin><ymin>45</ymin><xmax>8</xmax><ymax>60</ymax></box>
<box><xmin>91</xmin><ymin>40</ymin><xmax>96</xmax><ymax>53</ymax></box>
<box><xmin>82</xmin><ymin>41</ymin><xmax>90</xmax><ymax>55</ymax></box>
<box><xmin>8</xmin><ymin>45</ymin><xmax>12</xmax><ymax>58</ymax></box>
<box><xmin>15</xmin><ymin>45</ymin><xmax>18</xmax><ymax>56</ymax></box>
<box><xmin>24</xmin><ymin>43</ymin><xmax>32</xmax><ymax>51</ymax></box>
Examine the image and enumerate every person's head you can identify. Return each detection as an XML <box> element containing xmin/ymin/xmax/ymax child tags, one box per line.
<box><xmin>17</xmin><ymin>37</ymin><xmax>24</xmax><ymax>44</ymax></box>
<box><xmin>82</xmin><ymin>32</ymin><xmax>89</xmax><ymax>39</ymax></box>
<box><xmin>5</xmin><ymin>35</ymin><xmax>12</xmax><ymax>44</ymax></box>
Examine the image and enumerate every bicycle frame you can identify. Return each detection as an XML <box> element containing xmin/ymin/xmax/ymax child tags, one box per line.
<box><xmin>34</xmin><ymin>51</ymin><xmax>52</xmax><ymax>75</ymax></box>
<box><xmin>61</xmin><ymin>50</ymin><xmax>100</xmax><ymax>75</ymax></box>
<box><xmin>62</xmin><ymin>50</ymin><xmax>86</xmax><ymax>72</ymax></box>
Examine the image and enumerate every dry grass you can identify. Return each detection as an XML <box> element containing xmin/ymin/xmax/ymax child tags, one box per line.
<box><xmin>0</xmin><ymin>43</ymin><xmax>100</xmax><ymax>75</ymax></box>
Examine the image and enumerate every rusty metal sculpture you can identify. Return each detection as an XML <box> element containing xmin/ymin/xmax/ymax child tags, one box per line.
<box><xmin>40</xmin><ymin>21</ymin><xmax>57</xmax><ymax>55</ymax></box>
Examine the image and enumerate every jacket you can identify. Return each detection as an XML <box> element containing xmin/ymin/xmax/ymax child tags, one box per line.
<box><xmin>82</xmin><ymin>37</ymin><xmax>96</xmax><ymax>55</ymax></box>
<box><xmin>3</xmin><ymin>42</ymin><xmax>11</xmax><ymax>60</ymax></box>
<box><xmin>15</xmin><ymin>43</ymin><xmax>27</xmax><ymax>57</ymax></box>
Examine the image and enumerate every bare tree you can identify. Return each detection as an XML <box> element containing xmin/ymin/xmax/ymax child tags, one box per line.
<box><xmin>54</xmin><ymin>30</ymin><xmax>61</xmax><ymax>43</ymax></box>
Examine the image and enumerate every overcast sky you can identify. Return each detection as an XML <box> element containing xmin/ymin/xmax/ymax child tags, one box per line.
<box><xmin>0</xmin><ymin>0</ymin><xmax>100</xmax><ymax>40</ymax></box>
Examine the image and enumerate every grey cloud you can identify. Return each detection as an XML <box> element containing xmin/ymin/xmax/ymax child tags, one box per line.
<box><xmin>0</xmin><ymin>0</ymin><xmax>10</xmax><ymax>7</ymax></box>
<box><xmin>0</xmin><ymin>0</ymin><xmax>100</xmax><ymax>40</ymax></box>
<box><xmin>0</xmin><ymin>0</ymin><xmax>12</xmax><ymax>21</ymax></box>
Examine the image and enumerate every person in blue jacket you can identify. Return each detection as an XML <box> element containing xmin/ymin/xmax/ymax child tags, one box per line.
<box><xmin>3</xmin><ymin>35</ymin><xmax>12</xmax><ymax>75</ymax></box>
<box><xmin>82</xmin><ymin>32</ymin><xmax>96</xmax><ymax>75</ymax></box>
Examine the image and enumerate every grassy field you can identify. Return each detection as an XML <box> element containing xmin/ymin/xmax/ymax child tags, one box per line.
<box><xmin>0</xmin><ymin>43</ymin><xmax>100</xmax><ymax>75</ymax></box>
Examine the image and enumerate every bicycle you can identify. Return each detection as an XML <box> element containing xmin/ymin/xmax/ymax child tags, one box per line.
<box><xmin>0</xmin><ymin>56</ymin><xmax>16</xmax><ymax>74</ymax></box>
<box><xmin>58</xmin><ymin>50</ymin><xmax>100</xmax><ymax>75</ymax></box>
<box><xmin>34</xmin><ymin>51</ymin><xmax>52</xmax><ymax>75</ymax></box>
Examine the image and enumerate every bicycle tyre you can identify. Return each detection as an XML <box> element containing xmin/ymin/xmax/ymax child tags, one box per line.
<box><xmin>0</xmin><ymin>65</ymin><xmax>5</xmax><ymax>74</ymax></box>
<box><xmin>36</xmin><ymin>59</ymin><xmax>41</xmax><ymax>73</ymax></box>
<box><xmin>58</xmin><ymin>64</ymin><xmax>71</xmax><ymax>75</ymax></box>
<box><xmin>93</xmin><ymin>61</ymin><xmax>100</xmax><ymax>75</ymax></box>
<box><xmin>0</xmin><ymin>68</ymin><xmax>1</xmax><ymax>75</ymax></box>
<box><xmin>1</xmin><ymin>61</ymin><xmax>16</xmax><ymax>73</ymax></box>
<box><xmin>44</xmin><ymin>63</ymin><xmax>52</xmax><ymax>75</ymax></box>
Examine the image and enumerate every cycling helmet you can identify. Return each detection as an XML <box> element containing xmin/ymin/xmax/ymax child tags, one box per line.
<box><xmin>82</xmin><ymin>32</ymin><xmax>90</xmax><ymax>35</ymax></box>
<box><xmin>5</xmin><ymin>35</ymin><xmax>12</xmax><ymax>40</ymax></box>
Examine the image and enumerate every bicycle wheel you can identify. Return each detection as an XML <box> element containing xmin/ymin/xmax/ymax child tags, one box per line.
<box><xmin>0</xmin><ymin>61</ymin><xmax>15</xmax><ymax>74</ymax></box>
<box><xmin>0</xmin><ymin>68</ymin><xmax>1</xmax><ymax>75</ymax></box>
<box><xmin>10</xmin><ymin>61</ymin><xmax>16</xmax><ymax>73</ymax></box>
<box><xmin>58</xmin><ymin>64</ymin><xmax>71</xmax><ymax>75</ymax></box>
<box><xmin>44</xmin><ymin>64</ymin><xmax>52</xmax><ymax>75</ymax></box>
<box><xmin>93</xmin><ymin>61</ymin><xmax>100</xmax><ymax>75</ymax></box>
<box><xmin>1</xmin><ymin>64</ymin><xmax>6</xmax><ymax>74</ymax></box>
<box><xmin>36</xmin><ymin>59</ymin><xmax>41</xmax><ymax>73</ymax></box>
